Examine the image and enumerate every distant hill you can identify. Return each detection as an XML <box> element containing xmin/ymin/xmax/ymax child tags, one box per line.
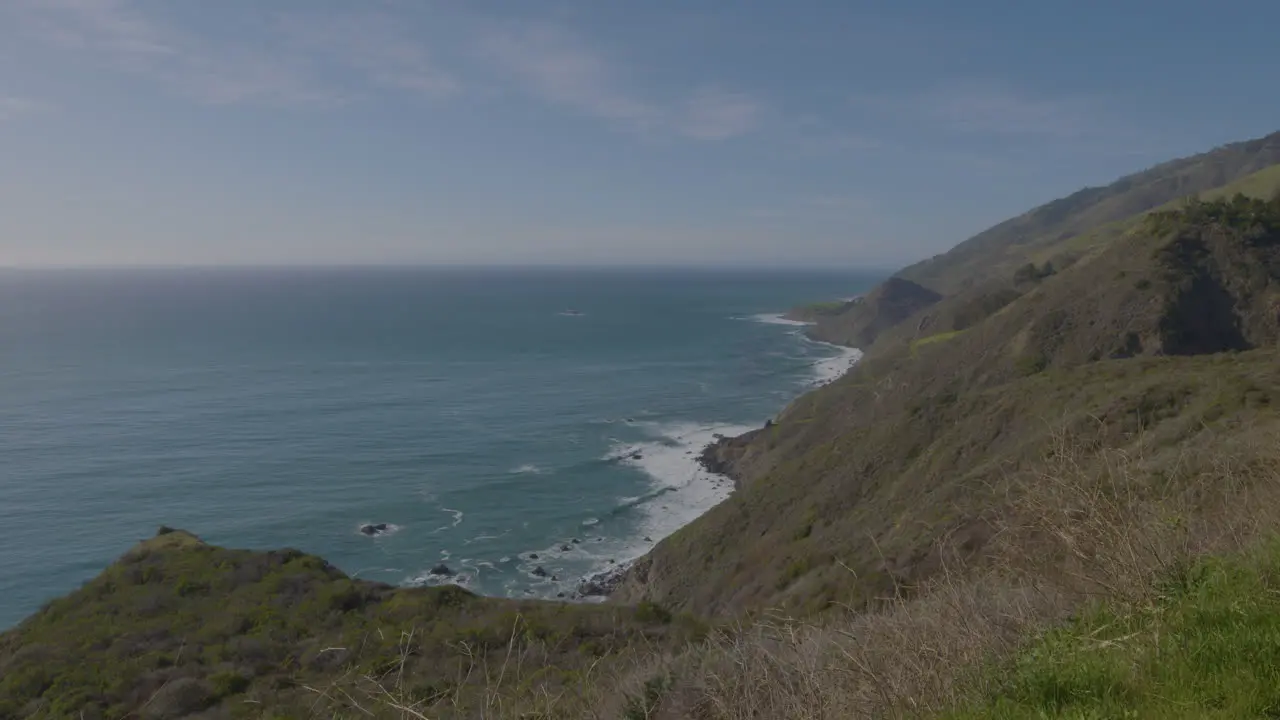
<box><xmin>798</xmin><ymin>277</ymin><xmax>941</xmax><ymax>348</ymax></box>
<box><xmin>897</xmin><ymin>131</ymin><xmax>1280</xmax><ymax>294</ymax></box>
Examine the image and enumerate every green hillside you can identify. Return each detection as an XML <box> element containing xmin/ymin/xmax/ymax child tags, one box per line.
<box><xmin>807</xmin><ymin>160</ymin><xmax>1280</xmax><ymax>354</ymax></box>
<box><xmin>896</xmin><ymin>131</ymin><xmax>1280</xmax><ymax>294</ymax></box>
<box><xmin>617</xmin><ymin>192</ymin><xmax>1280</xmax><ymax>616</ymax></box>
<box><xmin>0</xmin><ymin>529</ymin><xmax>696</xmax><ymax>718</ymax></box>
<box><xmin>7</xmin><ymin>135</ymin><xmax>1280</xmax><ymax>719</ymax></box>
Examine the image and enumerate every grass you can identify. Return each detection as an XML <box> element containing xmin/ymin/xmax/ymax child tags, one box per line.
<box><xmin>910</xmin><ymin>329</ymin><xmax>966</xmax><ymax>357</ymax></box>
<box><xmin>607</xmin><ymin>419</ymin><xmax>1280</xmax><ymax>718</ymax></box>
<box><xmin>946</xmin><ymin>543</ymin><xmax>1280</xmax><ymax>719</ymax></box>
<box><xmin>0</xmin><ymin>529</ymin><xmax>700</xmax><ymax>718</ymax></box>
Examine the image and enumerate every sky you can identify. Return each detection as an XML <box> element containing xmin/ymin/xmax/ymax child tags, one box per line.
<box><xmin>1</xmin><ymin>1</ymin><xmax>1278</xmax><ymax>269</ymax></box>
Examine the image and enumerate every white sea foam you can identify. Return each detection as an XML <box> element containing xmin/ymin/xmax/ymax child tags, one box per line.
<box><xmin>809</xmin><ymin>344</ymin><xmax>864</xmax><ymax>386</ymax></box>
<box><xmin>441</xmin><ymin>507</ymin><xmax>464</xmax><ymax>527</ymax></box>
<box><xmin>745</xmin><ymin>313</ymin><xmax>813</xmax><ymax>326</ymax></box>
<box><xmin>404</xmin><ymin>569</ymin><xmax>473</xmax><ymax>588</ymax></box>
<box><xmin>509</xmin><ymin>463</ymin><xmax>546</xmax><ymax>475</ymax></box>
<box><xmin>601</xmin><ymin>421</ymin><xmax>757</xmax><ymax>567</ymax></box>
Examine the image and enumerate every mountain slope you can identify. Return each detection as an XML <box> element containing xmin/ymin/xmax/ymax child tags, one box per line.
<box><xmin>860</xmin><ymin>162</ymin><xmax>1280</xmax><ymax>355</ymax></box>
<box><xmin>614</xmin><ymin>193</ymin><xmax>1280</xmax><ymax>616</ymax></box>
<box><xmin>896</xmin><ymin>130</ymin><xmax>1280</xmax><ymax>294</ymax></box>
<box><xmin>800</xmin><ymin>277</ymin><xmax>941</xmax><ymax>347</ymax></box>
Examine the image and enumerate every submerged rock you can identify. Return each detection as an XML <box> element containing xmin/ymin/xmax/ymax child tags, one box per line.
<box><xmin>359</xmin><ymin>523</ymin><xmax>389</xmax><ymax>536</ymax></box>
<box><xmin>560</xmin><ymin>544</ymin><xmax>573</xmax><ymax>552</ymax></box>
<box><xmin>428</xmin><ymin>563</ymin><xmax>453</xmax><ymax>577</ymax></box>
<box><xmin>531</xmin><ymin>566</ymin><xmax>548</xmax><ymax>578</ymax></box>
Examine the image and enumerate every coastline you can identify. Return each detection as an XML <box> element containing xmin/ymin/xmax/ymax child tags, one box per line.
<box><xmin>583</xmin><ymin>314</ymin><xmax>862</xmax><ymax>601</ymax></box>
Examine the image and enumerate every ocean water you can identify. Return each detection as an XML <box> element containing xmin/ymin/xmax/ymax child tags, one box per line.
<box><xmin>0</xmin><ymin>267</ymin><xmax>876</xmax><ymax>628</ymax></box>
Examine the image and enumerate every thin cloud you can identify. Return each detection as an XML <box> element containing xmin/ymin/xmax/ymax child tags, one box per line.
<box><xmin>479</xmin><ymin>23</ymin><xmax>659</xmax><ymax>129</ymax></box>
<box><xmin>11</xmin><ymin>1</ymin><xmax>456</xmax><ymax>106</ymax></box>
<box><xmin>276</xmin><ymin>12</ymin><xmax>459</xmax><ymax>98</ymax></box>
<box><xmin>480</xmin><ymin>22</ymin><xmax>760</xmax><ymax>140</ymax></box>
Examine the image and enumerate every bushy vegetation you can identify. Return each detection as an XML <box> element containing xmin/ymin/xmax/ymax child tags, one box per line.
<box><xmin>0</xmin><ymin>530</ymin><xmax>699</xmax><ymax>718</ymax></box>
<box><xmin>1146</xmin><ymin>192</ymin><xmax>1280</xmax><ymax>236</ymax></box>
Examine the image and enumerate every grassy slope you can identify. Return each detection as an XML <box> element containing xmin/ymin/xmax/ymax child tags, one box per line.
<box><xmin>0</xmin><ymin>530</ymin><xmax>696</xmax><ymax>719</ymax></box>
<box><xmin>946</xmin><ymin>542</ymin><xmax>1280</xmax><ymax>719</ymax></box>
<box><xmin>896</xmin><ymin>130</ymin><xmax>1280</xmax><ymax>294</ymax></box>
<box><xmin>871</xmin><ymin>162</ymin><xmax>1280</xmax><ymax>352</ymax></box>
<box><xmin>615</xmin><ymin>194</ymin><xmax>1280</xmax><ymax>617</ymax></box>
<box><xmin>801</xmin><ymin>277</ymin><xmax>941</xmax><ymax>347</ymax></box>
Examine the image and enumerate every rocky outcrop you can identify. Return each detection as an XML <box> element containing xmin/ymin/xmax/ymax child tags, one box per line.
<box><xmin>697</xmin><ymin>426</ymin><xmax>765</xmax><ymax>485</ymax></box>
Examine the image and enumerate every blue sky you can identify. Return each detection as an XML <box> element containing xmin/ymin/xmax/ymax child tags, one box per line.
<box><xmin>1</xmin><ymin>0</ymin><xmax>1277</xmax><ymax>268</ymax></box>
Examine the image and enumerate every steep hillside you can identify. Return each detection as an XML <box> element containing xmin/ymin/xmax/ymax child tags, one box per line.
<box><xmin>797</xmin><ymin>277</ymin><xmax>941</xmax><ymax>347</ymax></box>
<box><xmin>897</xmin><ymin>130</ymin><xmax>1280</xmax><ymax>294</ymax></box>
<box><xmin>0</xmin><ymin>529</ymin><xmax>694</xmax><ymax>719</ymax></box>
<box><xmin>614</xmin><ymin>194</ymin><xmax>1280</xmax><ymax>616</ymax></box>
<box><xmin>868</xmin><ymin>163</ymin><xmax>1280</xmax><ymax>353</ymax></box>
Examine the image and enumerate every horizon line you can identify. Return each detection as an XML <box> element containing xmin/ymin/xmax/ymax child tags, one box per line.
<box><xmin>0</xmin><ymin>262</ymin><xmax>901</xmax><ymax>274</ymax></box>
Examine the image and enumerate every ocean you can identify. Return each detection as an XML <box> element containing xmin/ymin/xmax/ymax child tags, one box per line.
<box><xmin>0</xmin><ymin>267</ymin><xmax>877</xmax><ymax>628</ymax></box>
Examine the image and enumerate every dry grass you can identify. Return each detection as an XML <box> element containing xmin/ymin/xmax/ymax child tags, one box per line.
<box><xmin>331</xmin><ymin>422</ymin><xmax>1280</xmax><ymax>719</ymax></box>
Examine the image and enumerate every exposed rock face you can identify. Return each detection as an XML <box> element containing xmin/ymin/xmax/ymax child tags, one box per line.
<box><xmin>697</xmin><ymin>426</ymin><xmax>767</xmax><ymax>486</ymax></box>
<box><xmin>574</xmin><ymin>564</ymin><xmax>630</xmax><ymax>598</ymax></box>
<box><xmin>429</xmin><ymin>563</ymin><xmax>453</xmax><ymax>577</ymax></box>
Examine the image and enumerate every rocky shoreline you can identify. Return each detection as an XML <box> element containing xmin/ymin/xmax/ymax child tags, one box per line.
<box><xmin>594</xmin><ymin>319</ymin><xmax>863</xmax><ymax>602</ymax></box>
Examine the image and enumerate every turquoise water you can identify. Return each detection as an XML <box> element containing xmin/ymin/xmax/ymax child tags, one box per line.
<box><xmin>0</xmin><ymin>267</ymin><xmax>877</xmax><ymax>628</ymax></box>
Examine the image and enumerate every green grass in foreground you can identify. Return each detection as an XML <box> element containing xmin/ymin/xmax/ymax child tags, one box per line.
<box><xmin>945</xmin><ymin>541</ymin><xmax>1280</xmax><ymax>719</ymax></box>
